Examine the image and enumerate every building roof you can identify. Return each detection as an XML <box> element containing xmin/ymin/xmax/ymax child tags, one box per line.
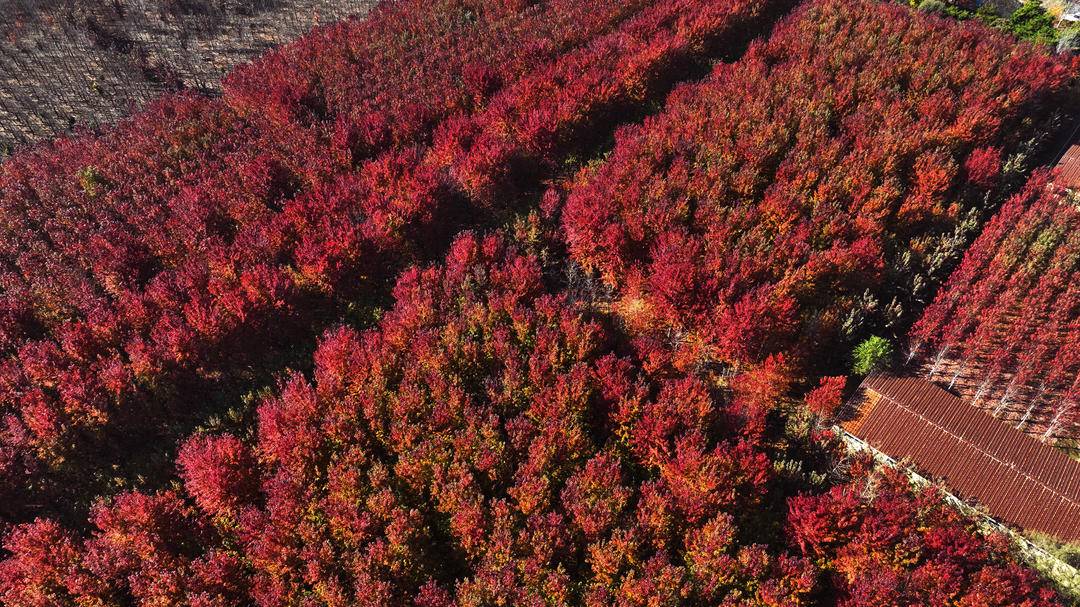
<box><xmin>844</xmin><ymin>375</ymin><xmax>1080</xmax><ymax>541</ymax></box>
<box><xmin>1059</xmin><ymin>143</ymin><xmax>1080</xmax><ymax>190</ymax></box>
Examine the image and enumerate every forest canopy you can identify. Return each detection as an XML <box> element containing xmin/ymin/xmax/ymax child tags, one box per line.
<box><xmin>0</xmin><ymin>0</ymin><xmax>1077</xmax><ymax>605</ymax></box>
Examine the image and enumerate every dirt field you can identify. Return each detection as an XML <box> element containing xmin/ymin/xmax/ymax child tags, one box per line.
<box><xmin>0</xmin><ymin>0</ymin><xmax>376</xmax><ymax>154</ymax></box>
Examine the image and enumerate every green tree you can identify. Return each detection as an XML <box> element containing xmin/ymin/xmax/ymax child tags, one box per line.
<box><xmin>852</xmin><ymin>336</ymin><xmax>894</xmax><ymax>375</ymax></box>
<box><xmin>1007</xmin><ymin>1</ymin><xmax>1058</xmax><ymax>45</ymax></box>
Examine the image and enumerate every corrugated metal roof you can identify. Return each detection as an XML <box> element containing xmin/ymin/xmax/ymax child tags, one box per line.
<box><xmin>1058</xmin><ymin>144</ymin><xmax>1080</xmax><ymax>191</ymax></box>
<box><xmin>847</xmin><ymin>375</ymin><xmax>1080</xmax><ymax>541</ymax></box>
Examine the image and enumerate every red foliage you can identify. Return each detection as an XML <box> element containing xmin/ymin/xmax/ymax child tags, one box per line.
<box><xmin>225</xmin><ymin>0</ymin><xmax>658</xmax><ymax>176</ymax></box>
<box><xmin>0</xmin><ymin>0</ymin><xmax>782</xmax><ymax>517</ymax></box>
<box><xmin>4</xmin><ymin>229</ymin><xmax>1062</xmax><ymax>604</ymax></box>
<box><xmin>0</xmin><ymin>1</ymin><xmax>1072</xmax><ymax>605</ymax></box>
<box><xmin>561</xmin><ymin>453</ymin><xmax>632</xmax><ymax>539</ymax></box>
<box><xmin>0</xmin><ymin>233</ymin><xmax>782</xmax><ymax>605</ymax></box>
<box><xmin>177</xmin><ymin>434</ymin><xmax>256</xmax><ymax>518</ymax></box>
<box><xmin>788</xmin><ymin>469</ymin><xmax>1062</xmax><ymax>607</ymax></box>
<box><xmin>430</xmin><ymin>0</ymin><xmax>782</xmax><ymax>207</ymax></box>
<box><xmin>964</xmin><ymin>147</ymin><xmax>1004</xmax><ymax>188</ymax></box>
<box><xmin>562</xmin><ymin>0</ymin><xmax>1074</xmax><ymax>375</ymax></box>
<box><xmin>911</xmin><ymin>174</ymin><xmax>1080</xmax><ymax>441</ymax></box>
<box><xmin>806</xmin><ymin>376</ymin><xmax>847</xmax><ymax>418</ymax></box>
<box><xmin>0</xmin><ymin>520</ymin><xmax>82</xmax><ymax>607</ymax></box>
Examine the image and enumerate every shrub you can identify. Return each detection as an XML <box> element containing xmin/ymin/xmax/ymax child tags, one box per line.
<box><xmin>562</xmin><ymin>0</ymin><xmax>1074</xmax><ymax>376</ymax></box>
<box><xmin>918</xmin><ymin>0</ymin><xmax>952</xmax><ymax>15</ymax></box>
<box><xmin>806</xmin><ymin>375</ymin><xmax>848</xmax><ymax>418</ymax></box>
<box><xmin>1006</xmin><ymin>0</ymin><xmax>1058</xmax><ymax>44</ymax></box>
<box><xmin>852</xmin><ymin>336</ymin><xmax>895</xmax><ymax>375</ymax></box>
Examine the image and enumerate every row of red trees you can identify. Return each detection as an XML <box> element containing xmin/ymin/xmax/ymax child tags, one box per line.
<box><xmin>560</xmin><ymin>0</ymin><xmax>1075</xmax><ymax>377</ymax></box>
<box><xmin>0</xmin><ymin>231</ymin><xmax>1063</xmax><ymax>606</ymax></box>
<box><xmin>910</xmin><ymin>173</ymin><xmax>1080</xmax><ymax>441</ymax></box>
<box><xmin>0</xmin><ymin>0</ymin><xmax>784</xmax><ymax>519</ymax></box>
<box><xmin>787</xmin><ymin>464</ymin><xmax>1061</xmax><ymax>607</ymax></box>
<box><xmin>0</xmin><ymin>0</ymin><xmax>1075</xmax><ymax>604</ymax></box>
<box><xmin>222</xmin><ymin>0</ymin><xmax>662</xmax><ymax>179</ymax></box>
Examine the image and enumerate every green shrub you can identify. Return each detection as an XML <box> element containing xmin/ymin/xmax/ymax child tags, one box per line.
<box><xmin>1007</xmin><ymin>1</ymin><xmax>1058</xmax><ymax>45</ymax></box>
<box><xmin>852</xmin><ymin>336</ymin><xmax>895</xmax><ymax>375</ymax></box>
<box><xmin>77</xmin><ymin>166</ymin><xmax>106</xmax><ymax>198</ymax></box>
<box><xmin>916</xmin><ymin>0</ymin><xmax>980</xmax><ymax>19</ymax></box>
<box><xmin>918</xmin><ymin>0</ymin><xmax>951</xmax><ymax>14</ymax></box>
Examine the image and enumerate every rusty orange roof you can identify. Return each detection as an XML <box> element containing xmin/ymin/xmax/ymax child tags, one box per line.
<box><xmin>846</xmin><ymin>375</ymin><xmax>1080</xmax><ymax>541</ymax></box>
<box><xmin>1059</xmin><ymin>143</ymin><xmax>1080</xmax><ymax>191</ymax></box>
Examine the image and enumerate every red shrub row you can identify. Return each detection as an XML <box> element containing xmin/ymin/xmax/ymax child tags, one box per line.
<box><xmin>429</xmin><ymin>0</ymin><xmax>783</xmax><ymax>207</ymax></box>
<box><xmin>0</xmin><ymin>0</ymin><xmax>640</xmax><ymax>355</ymax></box>
<box><xmin>0</xmin><ymin>232</ymin><xmax>1060</xmax><ymax>606</ymax></box>
<box><xmin>787</xmin><ymin>465</ymin><xmax>1061</xmax><ymax>607</ymax></box>
<box><xmin>223</xmin><ymin>0</ymin><xmax>658</xmax><ymax>178</ymax></box>
<box><xmin>561</xmin><ymin>0</ymin><xmax>1075</xmax><ymax>376</ymax></box>
<box><xmin>0</xmin><ymin>232</ymin><xmax>773</xmax><ymax>606</ymax></box>
<box><xmin>910</xmin><ymin>173</ymin><xmax>1080</xmax><ymax>441</ymax></box>
<box><xmin>0</xmin><ymin>0</ymin><xmax>783</xmax><ymax>520</ymax></box>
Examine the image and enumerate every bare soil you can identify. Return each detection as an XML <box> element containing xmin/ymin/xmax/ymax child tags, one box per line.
<box><xmin>0</xmin><ymin>0</ymin><xmax>376</xmax><ymax>153</ymax></box>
